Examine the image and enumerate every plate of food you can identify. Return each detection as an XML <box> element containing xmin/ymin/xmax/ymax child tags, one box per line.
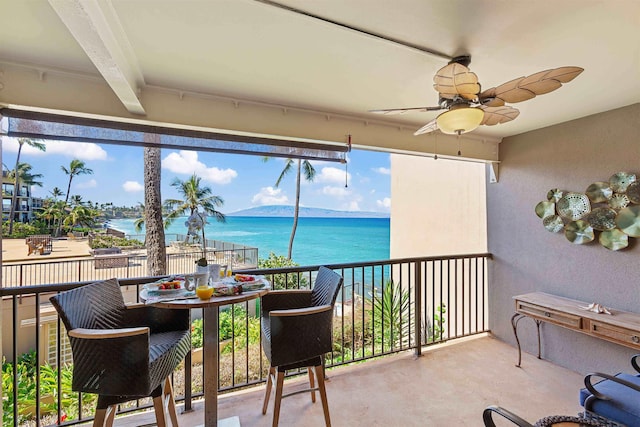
<box><xmin>143</xmin><ymin>278</ymin><xmax>186</xmax><ymax>296</ymax></box>
<box><xmin>231</xmin><ymin>274</ymin><xmax>264</xmax><ymax>285</ymax></box>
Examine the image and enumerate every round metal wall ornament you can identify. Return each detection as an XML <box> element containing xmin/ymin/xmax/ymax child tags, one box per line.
<box><xmin>585</xmin><ymin>182</ymin><xmax>613</xmax><ymax>203</ymax></box>
<box><xmin>609</xmin><ymin>193</ymin><xmax>630</xmax><ymax>210</ymax></box>
<box><xmin>626</xmin><ymin>181</ymin><xmax>640</xmax><ymax>204</ymax></box>
<box><xmin>609</xmin><ymin>172</ymin><xmax>636</xmax><ymax>193</ymax></box>
<box><xmin>599</xmin><ymin>229</ymin><xmax>629</xmax><ymax>251</ymax></box>
<box><xmin>543</xmin><ymin>215</ymin><xmax>564</xmax><ymax>233</ymax></box>
<box><xmin>584</xmin><ymin>207</ymin><xmax>617</xmax><ymax>231</ymax></box>
<box><xmin>556</xmin><ymin>192</ymin><xmax>591</xmax><ymax>221</ymax></box>
<box><xmin>546</xmin><ymin>188</ymin><xmax>564</xmax><ymax>202</ymax></box>
<box><xmin>616</xmin><ymin>205</ymin><xmax>640</xmax><ymax>237</ymax></box>
<box><xmin>564</xmin><ymin>220</ymin><xmax>595</xmax><ymax>244</ymax></box>
<box><xmin>535</xmin><ymin>201</ymin><xmax>555</xmax><ymax>219</ymax></box>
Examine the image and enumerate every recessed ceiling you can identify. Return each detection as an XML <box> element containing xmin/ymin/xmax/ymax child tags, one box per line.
<box><xmin>0</xmin><ymin>0</ymin><xmax>639</xmax><ymax>141</ymax></box>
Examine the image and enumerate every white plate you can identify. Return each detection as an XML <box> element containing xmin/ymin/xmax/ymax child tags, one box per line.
<box><xmin>143</xmin><ymin>280</ymin><xmax>186</xmax><ymax>295</ymax></box>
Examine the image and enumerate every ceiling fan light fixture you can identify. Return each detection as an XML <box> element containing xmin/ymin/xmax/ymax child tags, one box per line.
<box><xmin>436</xmin><ymin>106</ymin><xmax>484</xmax><ymax>135</ymax></box>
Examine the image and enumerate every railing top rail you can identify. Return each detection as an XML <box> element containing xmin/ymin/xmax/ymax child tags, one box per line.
<box><xmin>0</xmin><ymin>253</ymin><xmax>492</xmax><ymax>296</ymax></box>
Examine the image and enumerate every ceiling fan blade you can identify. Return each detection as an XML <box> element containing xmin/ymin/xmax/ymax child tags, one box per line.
<box><xmin>413</xmin><ymin>119</ymin><xmax>439</xmax><ymax>135</ymax></box>
<box><xmin>480</xmin><ymin>106</ymin><xmax>520</xmax><ymax>126</ymax></box>
<box><xmin>369</xmin><ymin>106</ymin><xmax>443</xmax><ymax>115</ymax></box>
<box><xmin>433</xmin><ymin>63</ymin><xmax>480</xmax><ymax>100</ymax></box>
<box><xmin>479</xmin><ymin>66</ymin><xmax>584</xmax><ymax>105</ymax></box>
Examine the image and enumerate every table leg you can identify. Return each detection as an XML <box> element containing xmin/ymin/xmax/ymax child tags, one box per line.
<box><xmin>511</xmin><ymin>312</ymin><xmax>543</xmax><ymax>367</ymax></box>
<box><xmin>203</xmin><ymin>306</ymin><xmax>219</xmax><ymax>427</ymax></box>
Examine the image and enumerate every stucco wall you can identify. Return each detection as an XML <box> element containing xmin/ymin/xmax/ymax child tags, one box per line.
<box><xmin>488</xmin><ymin>103</ymin><xmax>640</xmax><ymax>374</ymax></box>
<box><xmin>390</xmin><ymin>154</ymin><xmax>487</xmax><ymax>259</ymax></box>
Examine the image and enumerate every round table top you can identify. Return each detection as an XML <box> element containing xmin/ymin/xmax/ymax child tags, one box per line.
<box><xmin>150</xmin><ymin>288</ymin><xmax>268</xmax><ymax>309</ymax></box>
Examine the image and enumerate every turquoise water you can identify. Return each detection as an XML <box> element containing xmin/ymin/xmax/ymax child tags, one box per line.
<box><xmin>107</xmin><ymin>216</ymin><xmax>390</xmax><ymax>266</ymax></box>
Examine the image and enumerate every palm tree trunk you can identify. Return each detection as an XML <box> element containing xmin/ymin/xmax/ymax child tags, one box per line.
<box><xmin>144</xmin><ymin>146</ymin><xmax>167</xmax><ymax>275</ymax></box>
<box><xmin>287</xmin><ymin>160</ymin><xmax>302</xmax><ymax>259</ymax></box>
<box><xmin>8</xmin><ymin>144</ymin><xmax>23</xmax><ymax>235</ymax></box>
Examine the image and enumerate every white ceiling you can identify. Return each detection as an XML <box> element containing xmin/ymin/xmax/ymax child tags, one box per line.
<box><xmin>0</xmin><ymin>0</ymin><xmax>639</xmax><ymax>144</ymax></box>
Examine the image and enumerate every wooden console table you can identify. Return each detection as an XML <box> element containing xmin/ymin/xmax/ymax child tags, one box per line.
<box><xmin>512</xmin><ymin>292</ymin><xmax>640</xmax><ymax>367</ymax></box>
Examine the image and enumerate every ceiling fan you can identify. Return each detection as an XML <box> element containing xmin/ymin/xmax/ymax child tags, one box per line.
<box><xmin>369</xmin><ymin>55</ymin><xmax>583</xmax><ymax>136</ymax></box>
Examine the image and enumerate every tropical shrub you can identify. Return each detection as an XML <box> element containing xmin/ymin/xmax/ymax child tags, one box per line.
<box><xmin>1</xmin><ymin>221</ymin><xmax>45</xmax><ymax>238</ymax></box>
<box><xmin>370</xmin><ymin>280</ymin><xmax>412</xmax><ymax>351</ymax></box>
<box><xmin>89</xmin><ymin>234</ymin><xmax>143</xmax><ymax>249</ymax></box>
<box><xmin>191</xmin><ymin>306</ymin><xmax>261</xmax><ymax>354</ymax></box>
<box><xmin>2</xmin><ymin>350</ymin><xmax>96</xmax><ymax>426</ymax></box>
<box><xmin>258</xmin><ymin>252</ymin><xmax>310</xmax><ymax>290</ymax></box>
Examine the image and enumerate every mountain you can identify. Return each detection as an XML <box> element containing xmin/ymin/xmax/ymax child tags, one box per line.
<box><xmin>228</xmin><ymin>205</ymin><xmax>389</xmax><ymax>218</ymax></box>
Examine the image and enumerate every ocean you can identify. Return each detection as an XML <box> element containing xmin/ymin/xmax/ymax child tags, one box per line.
<box><xmin>107</xmin><ymin>216</ymin><xmax>390</xmax><ymax>266</ymax></box>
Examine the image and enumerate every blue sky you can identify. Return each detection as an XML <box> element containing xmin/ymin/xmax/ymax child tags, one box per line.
<box><xmin>1</xmin><ymin>137</ymin><xmax>391</xmax><ymax>214</ymax></box>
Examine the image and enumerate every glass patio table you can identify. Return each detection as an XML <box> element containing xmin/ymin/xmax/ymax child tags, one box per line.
<box><xmin>150</xmin><ymin>286</ymin><xmax>269</xmax><ymax>427</ymax></box>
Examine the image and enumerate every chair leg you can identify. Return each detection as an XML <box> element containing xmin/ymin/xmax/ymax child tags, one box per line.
<box><xmin>263</xmin><ymin>366</ymin><xmax>276</xmax><ymax>415</ymax></box>
<box><xmin>153</xmin><ymin>393</ymin><xmax>169</xmax><ymax>427</ymax></box>
<box><xmin>272</xmin><ymin>370</ymin><xmax>285</xmax><ymax>427</ymax></box>
<box><xmin>314</xmin><ymin>364</ymin><xmax>331</xmax><ymax>427</ymax></box>
<box><xmin>308</xmin><ymin>367</ymin><xmax>316</xmax><ymax>403</ymax></box>
<box><xmin>93</xmin><ymin>405</ymin><xmax>116</xmax><ymax>427</ymax></box>
<box><xmin>164</xmin><ymin>377</ymin><xmax>179</xmax><ymax>427</ymax></box>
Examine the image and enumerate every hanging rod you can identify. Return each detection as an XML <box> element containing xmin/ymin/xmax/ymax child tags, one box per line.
<box><xmin>253</xmin><ymin>0</ymin><xmax>452</xmax><ymax>61</ymax></box>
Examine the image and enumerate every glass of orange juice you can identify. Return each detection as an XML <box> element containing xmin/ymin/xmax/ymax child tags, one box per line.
<box><xmin>196</xmin><ymin>285</ymin><xmax>213</xmax><ymax>300</ymax></box>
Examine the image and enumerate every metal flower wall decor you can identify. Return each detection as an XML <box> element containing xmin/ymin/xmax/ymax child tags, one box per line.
<box><xmin>536</xmin><ymin>172</ymin><xmax>640</xmax><ymax>251</ymax></box>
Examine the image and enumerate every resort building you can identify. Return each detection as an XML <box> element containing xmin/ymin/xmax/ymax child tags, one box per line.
<box><xmin>1</xmin><ymin>170</ymin><xmax>42</xmax><ymax>223</ymax></box>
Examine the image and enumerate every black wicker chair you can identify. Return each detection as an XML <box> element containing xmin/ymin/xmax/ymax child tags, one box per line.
<box><xmin>261</xmin><ymin>266</ymin><xmax>344</xmax><ymax>427</ymax></box>
<box><xmin>483</xmin><ymin>405</ymin><xmax>605</xmax><ymax>427</ymax></box>
<box><xmin>50</xmin><ymin>278</ymin><xmax>191</xmax><ymax>427</ymax></box>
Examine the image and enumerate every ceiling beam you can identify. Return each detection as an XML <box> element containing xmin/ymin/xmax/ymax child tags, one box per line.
<box><xmin>48</xmin><ymin>0</ymin><xmax>146</xmax><ymax>115</ymax></box>
<box><xmin>0</xmin><ymin>62</ymin><xmax>501</xmax><ymax>163</ymax></box>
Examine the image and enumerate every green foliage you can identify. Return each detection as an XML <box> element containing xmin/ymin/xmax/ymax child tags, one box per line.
<box><xmin>257</xmin><ymin>252</ymin><xmax>309</xmax><ymax>290</ymax></box>
<box><xmin>89</xmin><ymin>234</ymin><xmax>144</xmax><ymax>249</ymax></box>
<box><xmin>2</xmin><ymin>350</ymin><xmax>96</xmax><ymax>426</ymax></box>
<box><xmin>191</xmin><ymin>318</ymin><xmax>204</xmax><ymax>349</ymax></box>
<box><xmin>371</xmin><ymin>280</ymin><xmax>412</xmax><ymax>350</ymax></box>
<box><xmin>1</xmin><ymin>221</ymin><xmax>45</xmax><ymax>238</ymax></box>
<box><xmin>427</xmin><ymin>303</ymin><xmax>447</xmax><ymax>343</ymax></box>
<box><xmin>191</xmin><ymin>306</ymin><xmax>261</xmax><ymax>354</ymax></box>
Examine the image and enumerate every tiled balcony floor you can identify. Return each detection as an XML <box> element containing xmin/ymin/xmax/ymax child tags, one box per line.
<box><xmin>110</xmin><ymin>334</ymin><xmax>585</xmax><ymax>426</ymax></box>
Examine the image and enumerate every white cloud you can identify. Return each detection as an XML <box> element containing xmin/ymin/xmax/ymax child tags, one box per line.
<box><xmin>123</xmin><ymin>181</ymin><xmax>143</xmax><ymax>192</ymax></box>
<box><xmin>373</xmin><ymin>167</ymin><xmax>390</xmax><ymax>175</ymax></box>
<box><xmin>2</xmin><ymin>138</ymin><xmax>108</xmax><ymax>160</ymax></box>
<box><xmin>76</xmin><ymin>179</ymin><xmax>97</xmax><ymax>189</ymax></box>
<box><xmin>347</xmin><ymin>201</ymin><xmax>360</xmax><ymax>211</ymax></box>
<box><xmin>322</xmin><ymin>186</ymin><xmax>350</xmax><ymax>197</ymax></box>
<box><xmin>316</xmin><ymin>167</ymin><xmax>350</xmax><ymax>185</ymax></box>
<box><xmin>252</xmin><ymin>187</ymin><xmax>288</xmax><ymax>205</ymax></box>
<box><xmin>162</xmin><ymin>151</ymin><xmax>237</xmax><ymax>184</ymax></box>
<box><xmin>376</xmin><ymin>197</ymin><xmax>391</xmax><ymax>209</ymax></box>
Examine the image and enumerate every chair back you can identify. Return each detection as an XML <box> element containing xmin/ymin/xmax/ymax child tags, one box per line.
<box><xmin>311</xmin><ymin>266</ymin><xmax>343</xmax><ymax>307</ymax></box>
<box><xmin>50</xmin><ymin>278</ymin><xmax>126</xmax><ymax>332</ymax></box>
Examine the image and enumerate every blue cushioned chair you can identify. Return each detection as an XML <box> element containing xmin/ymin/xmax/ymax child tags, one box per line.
<box><xmin>580</xmin><ymin>354</ymin><xmax>640</xmax><ymax>426</ymax></box>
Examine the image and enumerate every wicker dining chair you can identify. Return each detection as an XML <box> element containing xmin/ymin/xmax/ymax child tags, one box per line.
<box><xmin>261</xmin><ymin>266</ymin><xmax>344</xmax><ymax>427</ymax></box>
<box><xmin>50</xmin><ymin>278</ymin><xmax>191</xmax><ymax>427</ymax></box>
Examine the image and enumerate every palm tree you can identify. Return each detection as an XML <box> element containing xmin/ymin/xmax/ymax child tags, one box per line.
<box><xmin>50</xmin><ymin>187</ymin><xmax>64</xmax><ymax>199</ymax></box>
<box><xmin>8</xmin><ymin>138</ymin><xmax>46</xmax><ymax>234</ymax></box>
<box><xmin>61</xmin><ymin>159</ymin><xmax>93</xmax><ymax>204</ymax></box>
<box><xmin>268</xmin><ymin>158</ymin><xmax>316</xmax><ymax>259</ymax></box>
<box><xmin>164</xmin><ymin>174</ymin><xmax>226</xmax><ymax>254</ymax></box>
<box><xmin>143</xmin><ymin>147</ymin><xmax>166</xmax><ymax>276</ymax></box>
<box><xmin>133</xmin><ymin>202</ymin><xmax>145</xmax><ymax>233</ymax></box>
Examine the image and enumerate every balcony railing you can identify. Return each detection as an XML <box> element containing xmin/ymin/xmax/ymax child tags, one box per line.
<box><xmin>0</xmin><ymin>253</ymin><xmax>491</xmax><ymax>427</ymax></box>
<box><xmin>2</xmin><ymin>248</ymin><xmax>258</xmax><ymax>288</ymax></box>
